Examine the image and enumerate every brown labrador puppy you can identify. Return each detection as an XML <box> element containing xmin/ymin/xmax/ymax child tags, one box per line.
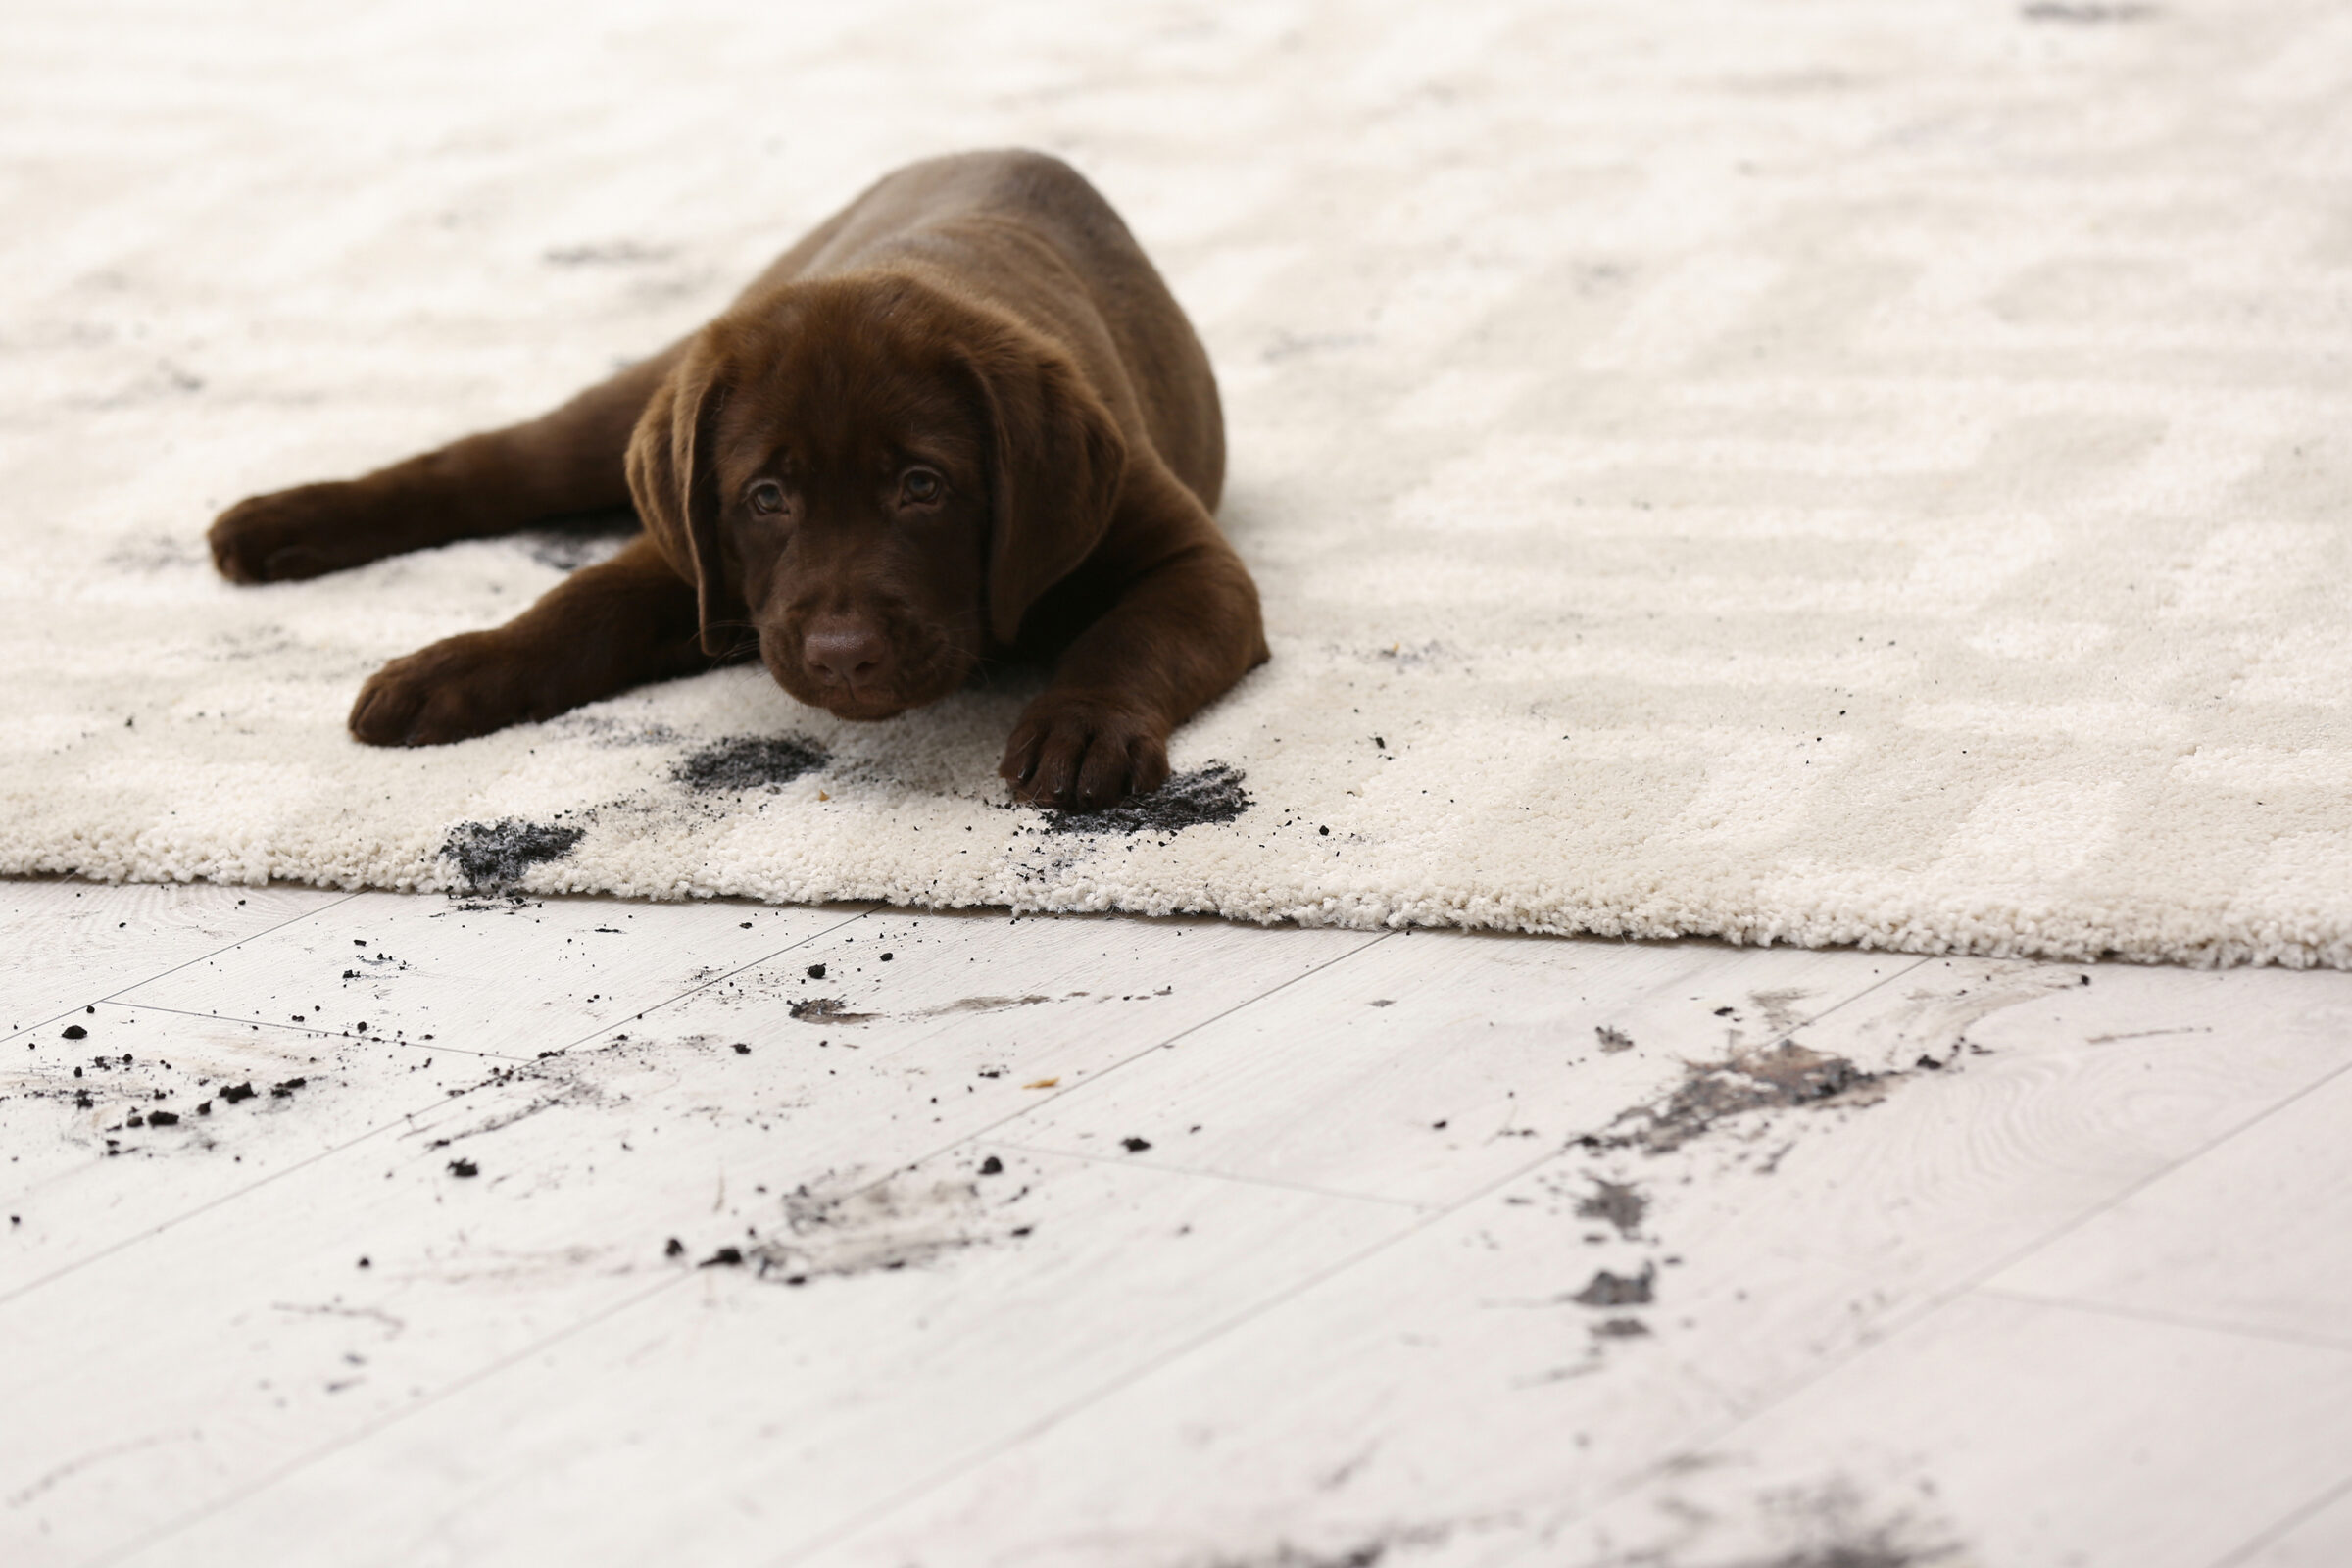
<box><xmin>207</xmin><ymin>150</ymin><xmax>1267</xmax><ymax>809</ymax></box>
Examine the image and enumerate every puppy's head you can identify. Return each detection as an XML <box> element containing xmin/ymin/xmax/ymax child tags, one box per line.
<box><xmin>625</xmin><ymin>275</ymin><xmax>1126</xmax><ymax>721</ymax></box>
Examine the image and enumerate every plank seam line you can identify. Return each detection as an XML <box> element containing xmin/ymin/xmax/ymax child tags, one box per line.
<box><xmin>2207</xmin><ymin>1468</ymin><xmax>2352</xmax><ymax>1568</ymax></box>
<box><xmin>986</xmin><ymin>1137</ymin><xmax>1432</xmax><ymax>1210</ymax></box>
<box><xmin>90</xmin><ymin>1274</ymin><xmax>691</xmax><ymax>1568</ymax></box>
<box><xmin>1973</xmin><ymin>1284</ymin><xmax>2352</xmax><ymax>1354</ymax></box>
<box><xmin>98</xmin><ymin>1000</ymin><xmax>535</xmax><ymax>1061</ymax></box>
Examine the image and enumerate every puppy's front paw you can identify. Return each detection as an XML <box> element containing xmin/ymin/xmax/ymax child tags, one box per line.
<box><xmin>350</xmin><ymin>632</ymin><xmax>546</xmax><ymax>747</ymax></box>
<box><xmin>208</xmin><ymin>482</ymin><xmax>377</xmax><ymax>583</ymax></box>
<box><xmin>1000</xmin><ymin>694</ymin><xmax>1171</xmax><ymax>810</ymax></box>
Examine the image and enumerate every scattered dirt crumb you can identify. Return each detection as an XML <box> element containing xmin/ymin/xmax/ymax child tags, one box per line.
<box><xmin>1595</xmin><ymin>1025</ymin><xmax>1634</xmax><ymax>1053</ymax></box>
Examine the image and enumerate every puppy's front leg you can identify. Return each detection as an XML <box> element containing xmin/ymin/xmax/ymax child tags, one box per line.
<box><xmin>209</xmin><ymin>349</ymin><xmax>682</xmax><ymax>583</ymax></box>
<box><xmin>1001</xmin><ymin>477</ymin><xmax>1268</xmax><ymax>811</ymax></box>
<box><xmin>350</xmin><ymin>535</ymin><xmax>719</xmax><ymax>746</ymax></box>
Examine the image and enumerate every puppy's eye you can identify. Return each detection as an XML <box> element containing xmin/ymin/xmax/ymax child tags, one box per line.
<box><xmin>901</xmin><ymin>468</ymin><xmax>943</xmax><ymax>506</ymax></box>
<box><xmin>748</xmin><ymin>481</ymin><xmax>786</xmax><ymax>516</ymax></box>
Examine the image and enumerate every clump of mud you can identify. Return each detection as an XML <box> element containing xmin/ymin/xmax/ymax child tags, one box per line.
<box><xmin>1576</xmin><ymin>1178</ymin><xmax>1647</xmax><ymax>1238</ymax></box>
<box><xmin>1580</xmin><ymin>1041</ymin><xmax>1892</xmax><ymax>1155</ymax></box>
<box><xmin>673</xmin><ymin>734</ymin><xmax>830</xmax><ymax>792</ymax></box>
<box><xmin>1047</xmin><ymin>761</ymin><xmax>1250</xmax><ymax>835</ymax></box>
<box><xmin>440</xmin><ymin>819</ymin><xmax>585</xmax><ymax>892</ymax></box>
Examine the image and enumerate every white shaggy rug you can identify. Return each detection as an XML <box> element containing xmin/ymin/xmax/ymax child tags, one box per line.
<box><xmin>4</xmin><ymin>0</ymin><xmax>2350</xmax><ymax>966</ymax></box>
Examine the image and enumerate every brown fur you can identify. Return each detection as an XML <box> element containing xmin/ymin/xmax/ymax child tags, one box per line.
<box><xmin>208</xmin><ymin>150</ymin><xmax>1268</xmax><ymax>809</ymax></box>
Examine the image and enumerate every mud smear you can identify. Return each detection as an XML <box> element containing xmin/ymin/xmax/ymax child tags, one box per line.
<box><xmin>1631</xmin><ymin>1475</ymin><xmax>1965</xmax><ymax>1568</ymax></box>
<box><xmin>749</xmin><ymin>1170</ymin><xmax>989</xmax><ymax>1281</ymax></box>
<box><xmin>1579</xmin><ymin>1041</ymin><xmax>1893</xmax><ymax>1155</ymax></box>
<box><xmin>1576</xmin><ymin>1178</ymin><xmax>1646</xmax><ymax>1238</ymax></box>
<box><xmin>913</xmin><ymin>994</ymin><xmax>1054</xmax><ymax>1017</ymax></box>
<box><xmin>440</xmin><ymin>819</ymin><xmax>584</xmax><ymax>893</ymax></box>
<box><xmin>2022</xmin><ymin>2</ymin><xmax>2158</xmax><ymax>22</ymax></box>
<box><xmin>1046</xmin><ymin>761</ymin><xmax>1250</xmax><ymax>835</ymax></box>
<box><xmin>790</xmin><ymin>998</ymin><xmax>874</xmax><ymax>1024</ymax></box>
<box><xmin>674</xmin><ymin>734</ymin><xmax>830</xmax><ymax>792</ymax></box>
<box><xmin>542</xmin><ymin>240</ymin><xmax>676</xmax><ymax>266</ymax></box>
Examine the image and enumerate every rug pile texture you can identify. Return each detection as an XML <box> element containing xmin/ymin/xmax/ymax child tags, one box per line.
<box><xmin>4</xmin><ymin>0</ymin><xmax>2349</xmax><ymax>965</ymax></box>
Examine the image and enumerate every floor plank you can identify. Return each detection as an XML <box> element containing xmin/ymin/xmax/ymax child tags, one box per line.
<box><xmin>1548</xmin><ymin>1296</ymin><xmax>2352</xmax><ymax>1568</ymax></box>
<box><xmin>1983</xmin><ymin>1058</ymin><xmax>2352</xmax><ymax>1347</ymax></box>
<box><xmin>111</xmin><ymin>889</ymin><xmax>859</xmax><ymax>1058</ymax></box>
<box><xmin>2221</xmin><ymin>1478</ymin><xmax>2352</xmax><ymax>1568</ymax></box>
<box><xmin>0</xmin><ymin>880</ymin><xmax>350</xmax><ymax>1044</ymax></box>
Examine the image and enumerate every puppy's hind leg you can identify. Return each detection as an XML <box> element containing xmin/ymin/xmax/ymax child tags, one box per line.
<box><xmin>348</xmin><ymin>535</ymin><xmax>720</xmax><ymax>746</ymax></box>
<box><xmin>209</xmin><ymin>345</ymin><xmax>686</xmax><ymax>583</ymax></box>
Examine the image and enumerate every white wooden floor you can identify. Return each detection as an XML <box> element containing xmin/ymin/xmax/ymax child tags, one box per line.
<box><xmin>4</xmin><ymin>881</ymin><xmax>2349</xmax><ymax>1568</ymax></box>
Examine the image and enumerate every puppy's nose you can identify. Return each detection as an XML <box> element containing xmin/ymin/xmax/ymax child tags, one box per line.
<box><xmin>803</xmin><ymin>619</ymin><xmax>889</xmax><ymax>688</ymax></box>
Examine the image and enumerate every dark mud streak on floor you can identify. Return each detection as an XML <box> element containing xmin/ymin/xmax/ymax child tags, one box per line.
<box><xmin>673</xmin><ymin>734</ymin><xmax>830</xmax><ymax>792</ymax></box>
<box><xmin>440</xmin><ymin>819</ymin><xmax>585</xmax><ymax>893</ymax></box>
<box><xmin>1046</xmin><ymin>761</ymin><xmax>1250</xmax><ymax>835</ymax></box>
<box><xmin>1579</xmin><ymin>1041</ymin><xmax>1897</xmax><ymax>1156</ymax></box>
<box><xmin>789</xmin><ymin>998</ymin><xmax>874</xmax><ymax>1024</ymax></box>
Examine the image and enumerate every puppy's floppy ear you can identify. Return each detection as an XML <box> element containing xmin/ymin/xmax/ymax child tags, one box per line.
<box><xmin>625</xmin><ymin>342</ymin><xmax>735</xmax><ymax>657</ymax></box>
<box><xmin>970</xmin><ymin>331</ymin><xmax>1128</xmax><ymax>646</ymax></box>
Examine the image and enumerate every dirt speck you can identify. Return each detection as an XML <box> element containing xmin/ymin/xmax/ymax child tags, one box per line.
<box><xmin>674</xmin><ymin>734</ymin><xmax>829</xmax><ymax>792</ymax></box>
<box><xmin>61</xmin><ymin>1024</ymin><xmax>87</xmax><ymax>1041</ymax></box>
<box><xmin>441</xmin><ymin>818</ymin><xmax>584</xmax><ymax>892</ymax></box>
<box><xmin>1592</xmin><ymin>1317</ymin><xmax>1651</xmax><ymax>1339</ymax></box>
<box><xmin>1046</xmin><ymin>761</ymin><xmax>1250</xmax><ymax>835</ymax></box>
<box><xmin>447</xmin><ymin>1158</ymin><xmax>479</xmax><ymax>1178</ymax></box>
<box><xmin>1595</xmin><ymin>1025</ymin><xmax>1634</xmax><ymax>1053</ymax></box>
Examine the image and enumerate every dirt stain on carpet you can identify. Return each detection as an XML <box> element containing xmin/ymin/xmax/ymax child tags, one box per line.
<box><xmin>1046</xmin><ymin>761</ymin><xmax>1250</xmax><ymax>835</ymax></box>
<box><xmin>673</xmin><ymin>734</ymin><xmax>830</xmax><ymax>792</ymax></box>
<box><xmin>440</xmin><ymin>819</ymin><xmax>585</xmax><ymax>893</ymax></box>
